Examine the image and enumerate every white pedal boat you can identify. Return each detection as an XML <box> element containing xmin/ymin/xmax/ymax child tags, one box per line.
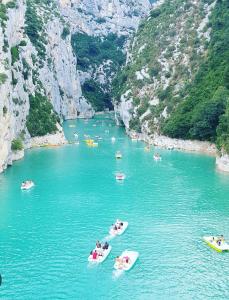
<box><xmin>88</xmin><ymin>245</ymin><xmax>112</xmax><ymax>263</ymax></box>
<box><xmin>115</xmin><ymin>173</ymin><xmax>125</xmax><ymax>181</ymax></box>
<box><xmin>111</xmin><ymin>137</ymin><xmax>116</xmax><ymax>143</ymax></box>
<box><xmin>21</xmin><ymin>181</ymin><xmax>34</xmax><ymax>190</ymax></box>
<box><xmin>115</xmin><ymin>151</ymin><xmax>122</xmax><ymax>159</ymax></box>
<box><xmin>114</xmin><ymin>250</ymin><xmax>139</xmax><ymax>271</ymax></box>
<box><xmin>109</xmin><ymin>221</ymin><xmax>128</xmax><ymax>236</ymax></box>
<box><xmin>153</xmin><ymin>154</ymin><xmax>161</xmax><ymax>161</ymax></box>
<box><xmin>203</xmin><ymin>236</ymin><xmax>229</xmax><ymax>252</ymax></box>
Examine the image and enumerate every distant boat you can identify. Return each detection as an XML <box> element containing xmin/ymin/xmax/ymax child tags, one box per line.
<box><xmin>153</xmin><ymin>153</ymin><xmax>161</xmax><ymax>161</ymax></box>
<box><xmin>21</xmin><ymin>180</ymin><xmax>34</xmax><ymax>190</ymax></box>
<box><xmin>111</xmin><ymin>137</ymin><xmax>116</xmax><ymax>143</ymax></box>
<box><xmin>203</xmin><ymin>236</ymin><xmax>229</xmax><ymax>252</ymax></box>
<box><xmin>88</xmin><ymin>245</ymin><xmax>112</xmax><ymax>264</ymax></box>
<box><xmin>109</xmin><ymin>220</ymin><xmax>128</xmax><ymax>236</ymax></box>
<box><xmin>114</xmin><ymin>250</ymin><xmax>139</xmax><ymax>271</ymax></box>
<box><xmin>115</xmin><ymin>151</ymin><xmax>122</xmax><ymax>159</ymax></box>
<box><xmin>69</xmin><ymin>124</ymin><xmax>76</xmax><ymax>128</ymax></box>
<box><xmin>115</xmin><ymin>172</ymin><xmax>125</xmax><ymax>181</ymax></box>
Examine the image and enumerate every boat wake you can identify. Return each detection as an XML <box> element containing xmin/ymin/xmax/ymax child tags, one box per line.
<box><xmin>112</xmin><ymin>269</ymin><xmax>124</xmax><ymax>280</ymax></box>
<box><xmin>103</xmin><ymin>234</ymin><xmax>114</xmax><ymax>242</ymax></box>
<box><xmin>87</xmin><ymin>262</ymin><xmax>97</xmax><ymax>269</ymax></box>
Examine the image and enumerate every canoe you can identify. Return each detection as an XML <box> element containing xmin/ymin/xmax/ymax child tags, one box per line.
<box><xmin>114</xmin><ymin>250</ymin><xmax>139</xmax><ymax>271</ymax></box>
<box><xmin>203</xmin><ymin>236</ymin><xmax>229</xmax><ymax>252</ymax></box>
<box><xmin>88</xmin><ymin>245</ymin><xmax>112</xmax><ymax>263</ymax></box>
<box><xmin>109</xmin><ymin>221</ymin><xmax>128</xmax><ymax>236</ymax></box>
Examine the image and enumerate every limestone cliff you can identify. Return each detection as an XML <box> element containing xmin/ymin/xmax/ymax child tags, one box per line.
<box><xmin>0</xmin><ymin>0</ymin><xmax>93</xmax><ymax>172</ymax></box>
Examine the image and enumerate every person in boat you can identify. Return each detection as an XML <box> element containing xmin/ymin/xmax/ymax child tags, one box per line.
<box><xmin>102</xmin><ymin>242</ymin><xmax>109</xmax><ymax>250</ymax></box>
<box><xmin>96</xmin><ymin>241</ymin><xmax>101</xmax><ymax>248</ymax></box>
<box><xmin>115</xmin><ymin>256</ymin><xmax>123</xmax><ymax>266</ymax></box>
<box><xmin>92</xmin><ymin>250</ymin><xmax>98</xmax><ymax>260</ymax></box>
<box><xmin>123</xmin><ymin>256</ymin><xmax>130</xmax><ymax>264</ymax></box>
<box><xmin>117</xmin><ymin>222</ymin><xmax>123</xmax><ymax>230</ymax></box>
<box><xmin>219</xmin><ymin>235</ymin><xmax>224</xmax><ymax>242</ymax></box>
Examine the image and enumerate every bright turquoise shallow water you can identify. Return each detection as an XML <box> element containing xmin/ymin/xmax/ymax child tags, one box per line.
<box><xmin>0</xmin><ymin>115</ymin><xmax>229</xmax><ymax>299</ymax></box>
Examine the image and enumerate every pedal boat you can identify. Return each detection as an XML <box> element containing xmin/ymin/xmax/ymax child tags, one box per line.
<box><xmin>114</xmin><ymin>250</ymin><xmax>139</xmax><ymax>271</ymax></box>
<box><xmin>21</xmin><ymin>181</ymin><xmax>34</xmax><ymax>190</ymax></box>
<box><xmin>88</xmin><ymin>245</ymin><xmax>112</xmax><ymax>263</ymax></box>
<box><xmin>109</xmin><ymin>221</ymin><xmax>128</xmax><ymax>236</ymax></box>
<box><xmin>203</xmin><ymin>236</ymin><xmax>229</xmax><ymax>252</ymax></box>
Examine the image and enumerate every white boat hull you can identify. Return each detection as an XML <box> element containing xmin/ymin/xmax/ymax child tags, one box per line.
<box><xmin>88</xmin><ymin>246</ymin><xmax>112</xmax><ymax>263</ymax></box>
<box><xmin>21</xmin><ymin>182</ymin><xmax>34</xmax><ymax>190</ymax></box>
<box><xmin>109</xmin><ymin>221</ymin><xmax>128</xmax><ymax>236</ymax></box>
<box><xmin>203</xmin><ymin>236</ymin><xmax>229</xmax><ymax>252</ymax></box>
<box><xmin>114</xmin><ymin>250</ymin><xmax>139</xmax><ymax>271</ymax></box>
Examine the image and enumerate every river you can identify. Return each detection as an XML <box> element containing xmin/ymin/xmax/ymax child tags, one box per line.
<box><xmin>0</xmin><ymin>114</ymin><xmax>229</xmax><ymax>299</ymax></box>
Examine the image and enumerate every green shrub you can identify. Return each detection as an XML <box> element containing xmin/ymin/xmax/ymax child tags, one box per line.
<box><xmin>61</xmin><ymin>26</ymin><xmax>70</xmax><ymax>39</ymax></box>
<box><xmin>3</xmin><ymin>106</ymin><xmax>7</xmax><ymax>115</ymax></box>
<box><xmin>162</xmin><ymin>0</ymin><xmax>229</xmax><ymax>148</ymax></box>
<box><xmin>82</xmin><ymin>80</ymin><xmax>113</xmax><ymax>111</ymax></box>
<box><xmin>11</xmin><ymin>138</ymin><xmax>23</xmax><ymax>151</ymax></box>
<box><xmin>11</xmin><ymin>46</ymin><xmax>19</xmax><ymax>65</ymax></box>
<box><xmin>25</xmin><ymin>0</ymin><xmax>47</xmax><ymax>60</ymax></box>
<box><xmin>6</xmin><ymin>1</ymin><xmax>17</xmax><ymax>9</ymax></box>
<box><xmin>71</xmin><ymin>32</ymin><xmax>126</xmax><ymax>71</ymax></box>
<box><xmin>19</xmin><ymin>40</ymin><xmax>27</xmax><ymax>47</ymax></box>
<box><xmin>26</xmin><ymin>92</ymin><xmax>59</xmax><ymax>137</ymax></box>
<box><xmin>0</xmin><ymin>73</ymin><xmax>8</xmax><ymax>84</ymax></box>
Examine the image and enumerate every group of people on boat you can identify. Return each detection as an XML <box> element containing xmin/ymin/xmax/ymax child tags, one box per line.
<box><xmin>212</xmin><ymin>235</ymin><xmax>224</xmax><ymax>246</ymax></box>
<box><xmin>115</xmin><ymin>255</ymin><xmax>131</xmax><ymax>269</ymax></box>
<box><xmin>90</xmin><ymin>241</ymin><xmax>110</xmax><ymax>260</ymax></box>
<box><xmin>111</xmin><ymin>219</ymin><xmax>124</xmax><ymax>232</ymax></box>
<box><xmin>21</xmin><ymin>180</ymin><xmax>34</xmax><ymax>189</ymax></box>
<box><xmin>153</xmin><ymin>153</ymin><xmax>161</xmax><ymax>161</ymax></box>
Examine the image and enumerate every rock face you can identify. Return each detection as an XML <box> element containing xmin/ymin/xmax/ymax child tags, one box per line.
<box><xmin>216</xmin><ymin>155</ymin><xmax>229</xmax><ymax>173</ymax></box>
<box><xmin>115</xmin><ymin>0</ymin><xmax>216</xmax><ymax>131</ymax></box>
<box><xmin>58</xmin><ymin>0</ymin><xmax>151</xmax><ymax>36</ymax></box>
<box><xmin>114</xmin><ymin>0</ymin><xmax>229</xmax><ymax>172</ymax></box>
<box><xmin>59</xmin><ymin>0</ymin><xmax>151</xmax><ymax>112</ymax></box>
<box><xmin>0</xmin><ymin>0</ymin><xmax>151</xmax><ymax>173</ymax></box>
<box><xmin>0</xmin><ymin>0</ymin><xmax>93</xmax><ymax>173</ymax></box>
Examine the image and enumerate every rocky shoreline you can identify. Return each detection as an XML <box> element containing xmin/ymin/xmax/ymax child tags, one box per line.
<box><xmin>0</xmin><ymin>127</ymin><xmax>67</xmax><ymax>174</ymax></box>
<box><xmin>128</xmin><ymin>130</ymin><xmax>229</xmax><ymax>174</ymax></box>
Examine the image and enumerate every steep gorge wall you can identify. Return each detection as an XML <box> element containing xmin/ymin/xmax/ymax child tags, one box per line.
<box><xmin>114</xmin><ymin>0</ymin><xmax>229</xmax><ymax>172</ymax></box>
<box><xmin>0</xmin><ymin>0</ymin><xmax>93</xmax><ymax>172</ymax></box>
<box><xmin>58</xmin><ymin>0</ymin><xmax>151</xmax><ymax>112</ymax></box>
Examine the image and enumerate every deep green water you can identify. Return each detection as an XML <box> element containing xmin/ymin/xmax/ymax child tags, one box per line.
<box><xmin>0</xmin><ymin>115</ymin><xmax>229</xmax><ymax>299</ymax></box>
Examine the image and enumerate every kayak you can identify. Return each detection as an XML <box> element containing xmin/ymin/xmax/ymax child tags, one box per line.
<box><xmin>88</xmin><ymin>245</ymin><xmax>112</xmax><ymax>263</ymax></box>
<box><xmin>203</xmin><ymin>236</ymin><xmax>229</xmax><ymax>252</ymax></box>
<box><xmin>109</xmin><ymin>221</ymin><xmax>128</xmax><ymax>236</ymax></box>
<box><xmin>114</xmin><ymin>250</ymin><xmax>139</xmax><ymax>271</ymax></box>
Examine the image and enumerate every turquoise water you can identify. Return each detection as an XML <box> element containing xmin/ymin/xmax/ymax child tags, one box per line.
<box><xmin>0</xmin><ymin>114</ymin><xmax>229</xmax><ymax>299</ymax></box>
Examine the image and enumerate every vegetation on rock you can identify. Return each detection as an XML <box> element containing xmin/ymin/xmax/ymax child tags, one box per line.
<box><xmin>163</xmin><ymin>0</ymin><xmax>229</xmax><ymax>148</ymax></box>
<box><xmin>11</xmin><ymin>138</ymin><xmax>23</xmax><ymax>151</ymax></box>
<box><xmin>26</xmin><ymin>93</ymin><xmax>59</xmax><ymax>137</ymax></box>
